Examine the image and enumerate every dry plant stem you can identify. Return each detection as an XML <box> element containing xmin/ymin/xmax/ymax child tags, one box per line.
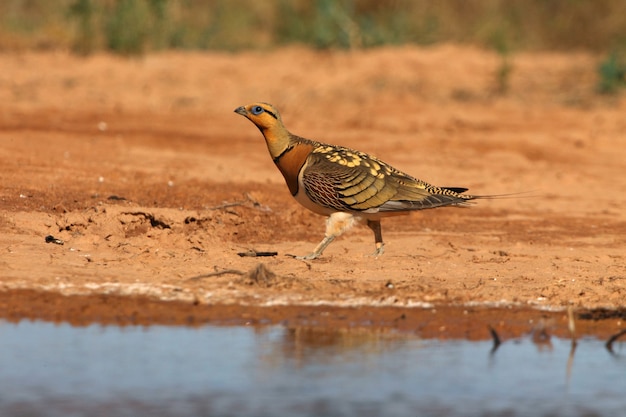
<box><xmin>187</xmin><ymin>269</ymin><xmax>245</xmax><ymax>281</ymax></box>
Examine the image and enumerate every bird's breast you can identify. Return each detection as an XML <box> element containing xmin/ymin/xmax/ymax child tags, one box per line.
<box><xmin>273</xmin><ymin>142</ymin><xmax>315</xmax><ymax>196</ymax></box>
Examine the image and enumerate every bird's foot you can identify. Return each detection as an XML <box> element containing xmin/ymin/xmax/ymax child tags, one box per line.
<box><xmin>368</xmin><ymin>242</ymin><xmax>385</xmax><ymax>258</ymax></box>
<box><xmin>288</xmin><ymin>235</ymin><xmax>334</xmax><ymax>260</ymax></box>
<box><xmin>295</xmin><ymin>253</ymin><xmax>320</xmax><ymax>260</ymax></box>
<box><xmin>286</xmin><ymin>252</ymin><xmax>321</xmax><ymax>260</ymax></box>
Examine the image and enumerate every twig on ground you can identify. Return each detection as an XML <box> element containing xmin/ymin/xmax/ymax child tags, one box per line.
<box><xmin>187</xmin><ymin>268</ymin><xmax>245</xmax><ymax>281</ymax></box>
<box><xmin>206</xmin><ymin>201</ymin><xmax>248</xmax><ymax>211</ymax></box>
<box><xmin>207</xmin><ymin>193</ymin><xmax>271</xmax><ymax>212</ymax></box>
<box><xmin>237</xmin><ymin>250</ymin><xmax>278</xmax><ymax>257</ymax></box>
<box><xmin>186</xmin><ymin>263</ymin><xmax>277</xmax><ymax>286</ymax></box>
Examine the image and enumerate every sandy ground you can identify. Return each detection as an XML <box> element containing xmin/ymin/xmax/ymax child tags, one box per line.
<box><xmin>0</xmin><ymin>45</ymin><xmax>625</xmax><ymax>336</ymax></box>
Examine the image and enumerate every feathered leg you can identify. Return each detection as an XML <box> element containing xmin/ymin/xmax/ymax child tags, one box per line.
<box><xmin>297</xmin><ymin>212</ymin><xmax>357</xmax><ymax>260</ymax></box>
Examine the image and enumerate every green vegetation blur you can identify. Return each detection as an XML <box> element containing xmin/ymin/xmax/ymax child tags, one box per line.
<box><xmin>1</xmin><ymin>0</ymin><xmax>624</xmax><ymax>92</ymax></box>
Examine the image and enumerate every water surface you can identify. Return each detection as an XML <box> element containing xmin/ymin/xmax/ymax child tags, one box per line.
<box><xmin>0</xmin><ymin>320</ymin><xmax>624</xmax><ymax>417</ymax></box>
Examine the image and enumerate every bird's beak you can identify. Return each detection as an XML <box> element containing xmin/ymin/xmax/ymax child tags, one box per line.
<box><xmin>234</xmin><ymin>106</ymin><xmax>247</xmax><ymax>116</ymax></box>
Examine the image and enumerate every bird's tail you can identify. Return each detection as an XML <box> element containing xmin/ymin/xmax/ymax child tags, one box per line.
<box><xmin>456</xmin><ymin>189</ymin><xmax>537</xmax><ymax>203</ymax></box>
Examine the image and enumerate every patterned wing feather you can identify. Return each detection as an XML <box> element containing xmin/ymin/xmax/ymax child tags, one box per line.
<box><xmin>301</xmin><ymin>145</ymin><xmax>474</xmax><ymax>213</ymax></box>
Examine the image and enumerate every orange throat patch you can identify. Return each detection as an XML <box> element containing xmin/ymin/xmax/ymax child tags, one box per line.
<box><xmin>274</xmin><ymin>143</ymin><xmax>315</xmax><ymax>196</ymax></box>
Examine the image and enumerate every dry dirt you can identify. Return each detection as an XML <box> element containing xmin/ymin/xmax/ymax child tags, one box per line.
<box><xmin>0</xmin><ymin>45</ymin><xmax>625</xmax><ymax>338</ymax></box>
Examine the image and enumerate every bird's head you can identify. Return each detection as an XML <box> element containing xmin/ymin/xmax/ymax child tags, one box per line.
<box><xmin>234</xmin><ymin>102</ymin><xmax>283</xmax><ymax>131</ymax></box>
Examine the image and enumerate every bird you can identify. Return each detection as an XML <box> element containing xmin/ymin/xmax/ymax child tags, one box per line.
<box><xmin>235</xmin><ymin>102</ymin><xmax>485</xmax><ymax>260</ymax></box>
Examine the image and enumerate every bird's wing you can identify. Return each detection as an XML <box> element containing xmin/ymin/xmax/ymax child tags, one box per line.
<box><xmin>301</xmin><ymin>145</ymin><xmax>472</xmax><ymax>213</ymax></box>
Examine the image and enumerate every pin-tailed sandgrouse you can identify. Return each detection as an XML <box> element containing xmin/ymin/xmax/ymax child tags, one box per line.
<box><xmin>235</xmin><ymin>102</ymin><xmax>484</xmax><ymax>260</ymax></box>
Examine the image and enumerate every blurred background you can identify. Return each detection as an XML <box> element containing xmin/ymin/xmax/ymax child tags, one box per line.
<box><xmin>2</xmin><ymin>0</ymin><xmax>624</xmax><ymax>94</ymax></box>
<box><xmin>1</xmin><ymin>0</ymin><xmax>624</xmax><ymax>52</ymax></box>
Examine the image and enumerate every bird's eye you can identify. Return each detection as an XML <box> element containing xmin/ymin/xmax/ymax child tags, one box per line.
<box><xmin>251</xmin><ymin>106</ymin><xmax>264</xmax><ymax>115</ymax></box>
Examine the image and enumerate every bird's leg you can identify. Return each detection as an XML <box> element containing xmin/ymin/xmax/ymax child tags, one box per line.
<box><xmin>366</xmin><ymin>219</ymin><xmax>384</xmax><ymax>257</ymax></box>
<box><xmin>297</xmin><ymin>236</ymin><xmax>335</xmax><ymax>260</ymax></box>
<box><xmin>297</xmin><ymin>212</ymin><xmax>357</xmax><ymax>260</ymax></box>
